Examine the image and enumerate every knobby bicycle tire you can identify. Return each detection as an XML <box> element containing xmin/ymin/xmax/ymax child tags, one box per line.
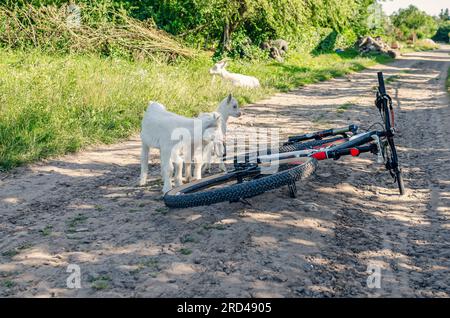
<box><xmin>387</xmin><ymin>138</ymin><xmax>405</xmax><ymax>195</ymax></box>
<box><xmin>396</xmin><ymin>171</ymin><xmax>405</xmax><ymax>195</ymax></box>
<box><xmin>164</xmin><ymin>158</ymin><xmax>318</xmax><ymax>208</ymax></box>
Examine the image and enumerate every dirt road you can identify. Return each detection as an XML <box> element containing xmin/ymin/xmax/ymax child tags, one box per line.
<box><xmin>1</xmin><ymin>46</ymin><xmax>449</xmax><ymax>297</ymax></box>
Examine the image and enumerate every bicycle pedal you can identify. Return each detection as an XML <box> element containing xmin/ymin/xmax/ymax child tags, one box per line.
<box><xmin>288</xmin><ymin>182</ymin><xmax>297</xmax><ymax>198</ymax></box>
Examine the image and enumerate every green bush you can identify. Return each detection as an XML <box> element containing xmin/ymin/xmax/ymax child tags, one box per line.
<box><xmin>391</xmin><ymin>5</ymin><xmax>438</xmax><ymax>40</ymax></box>
<box><xmin>100</xmin><ymin>0</ymin><xmax>376</xmax><ymax>54</ymax></box>
<box><xmin>433</xmin><ymin>21</ymin><xmax>450</xmax><ymax>43</ymax></box>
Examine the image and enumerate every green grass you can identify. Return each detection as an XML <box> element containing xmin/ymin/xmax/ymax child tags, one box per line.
<box><xmin>1</xmin><ymin>242</ymin><xmax>33</xmax><ymax>258</ymax></box>
<box><xmin>91</xmin><ymin>280</ymin><xmax>109</xmax><ymax>290</ymax></box>
<box><xmin>447</xmin><ymin>67</ymin><xmax>450</xmax><ymax>94</ymax></box>
<box><xmin>385</xmin><ymin>75</ymin><xmax>401</xmax><ymax>84</ymax></box>
<box><xmin>446</xmin><ymin>67</ymin><xmax>450</xmax><ymax>93</ymax></box>
<box><xmin>130</xmin><ymin>257</ymin><xmax>160</xmax><ymax>276</ymax></box>
<box><xmin>2</xmin><ymin>250</ymin><xmax>19</xmax><ymax>258</ymax></box>
<box><xmin>39</xmin><ymin>225</ymin><xmax>53</xmax><ymax>237</ymax></box>
<box><xmin>180</xmin><ymin>234</ymin><xmax>197</xmax><ymax>243</ymax></box>
<box><xmin>336</xmin><ymin>101</ymin><xmax>355</xmax><ymax>113</ymax></box>
<box><xmin>0</xmin><ymin>48</ymin><xmax>391</xmax><ymax>170</ymax></box>
<box><xmin>3</xmin><ymin>280</ymin><xmax>16</xmax><ymax>288</ymax></box>
<box><xmin>179</xmin><ymin>248</ymin><xmax>192</xmax><ymax>255</ymax></box>
<box><xmin>203</xmin><ymin>223</ymin><xmax>226</xmax><ymax>230</ymax></box>
<box><xmin>65</xmin><ymin>213</ymin><xmax>88</xmax><ymax>233</ymax></box>
<box><xmin>400</xmin><ymin>39</ymin><xmax>440</xmax><ymax>53</ymax></box>
<box><xmin>89</xmin><ymin>275</ymin><xmax>112</xmax><ymax>290</ymax></box>
<box><xmin>154</xmin><ymin>207</ymin><xmax>169</xmax><ymax>215</ymax></box>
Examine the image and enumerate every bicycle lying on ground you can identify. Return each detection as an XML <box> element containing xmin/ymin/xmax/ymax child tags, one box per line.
<box><xmin>164</xmin><ymin>72</ymin><xmax>405</xmax><ymax>208</ymax></box>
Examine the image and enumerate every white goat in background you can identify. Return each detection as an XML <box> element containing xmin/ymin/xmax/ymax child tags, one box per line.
<box><xmin>209</xmin><ymin>60</ymin><xmax>260</xmax><ymax>88</ymax></box>
<box><xmin>139</xmin><ymin>102</ymin><xmax>220</xmax><ymax>193</ymax></box>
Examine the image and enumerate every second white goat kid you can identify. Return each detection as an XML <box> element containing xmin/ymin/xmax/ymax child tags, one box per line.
<box><xmin>209</xmin><ymin>60</ymin><xmax>260</xmax><ymax>88</ymax></box>
<box><xmin>185</xmin><ymin>94</ymin><xmax>241</xmax><ymax>178</ymax></box>
<box><xmin>201</xmin><ymin>122</ymin><xmax>225</xmax><ymax>174</ymax></box>
<box><xmin>139</xmin><ymin>102</ymin><xmax>220</xmax><ymax>193</ymax></box>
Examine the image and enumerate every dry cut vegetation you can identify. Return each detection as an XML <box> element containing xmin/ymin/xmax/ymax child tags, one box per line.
<box><xmin>0</xmin><ymin>4</ymin><xmax>195</xmax><ymax>60</ymax></box>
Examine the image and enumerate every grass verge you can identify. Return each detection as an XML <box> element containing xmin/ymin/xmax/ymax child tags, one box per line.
<box><xmin>0</xmin><ymin>49</ymin><xmax>391</xmax><ymax>170</ymax></box>
<box><xmin>447</xmin><ymin>67</ymin><xmax>450</xmax><ymax>94</ymax></box>
<box><xmin>400</xmin><ymin>39</ymin><xmax>440</xmax><ymax>53</ymax></box>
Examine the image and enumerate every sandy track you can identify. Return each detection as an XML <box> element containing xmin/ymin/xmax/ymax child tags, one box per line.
<box><xmin>1</xmin><ymin>46</ymin><xmax>449</xmax><ymax>297</ymax></box>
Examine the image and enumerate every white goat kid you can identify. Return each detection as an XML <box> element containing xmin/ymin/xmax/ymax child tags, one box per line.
<box><xmin>185</xmin><ymin>94</ymin><xmax>241</xmax><ymax>178</ymax></box>
<box><xmin>139</xmin><ymin>102</ymin><xmax>220</xmax><ymax>193</ymax></box>
<box><xmin>209</xmin><ymin>61</ymin><xmax>260</xmax><ymax>88</ymax></box>
<box><xmin>201</xmin><ymin>124</ymin><xmax>225</xmax><ymax>174</ymax></box>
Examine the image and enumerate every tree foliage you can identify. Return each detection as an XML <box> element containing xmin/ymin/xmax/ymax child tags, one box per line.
<box><xmin>7</xmin><ymin>1</ymin><xmax>447</xmax><ymax>55</ymax></box>
<box><xmin>434</xmin><ymin>8</ymin><xmax>450</xmax><ymax>43</ymax></box>
<box><xmin>391</xmin><ymin>5</ymin><xmax>438</xmax><ymax>40</ymax></box>
<box><xmin>433</xmin><ymin>21</ymin><xmax>450</xmax><ymax>43</ymax></box>
<box><xmin>439</xmin><ymin>8</ymin><xmax>449</xmax><ymax>22</ymax></box>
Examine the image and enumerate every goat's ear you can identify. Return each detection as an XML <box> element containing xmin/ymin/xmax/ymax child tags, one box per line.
<box><xmin>214</xmin><ymin>112</ymin><xmax>222</xmax><ymax>122</ymax></box>
<box><xmin>223</xmin><ymin>61</ymin><xmax>228</xmax><ymax>67</ymax></box>
<box><xmin>227</xmin><ymin>93</ymin><xmax>232</xmax><ymax>104</ymax></box>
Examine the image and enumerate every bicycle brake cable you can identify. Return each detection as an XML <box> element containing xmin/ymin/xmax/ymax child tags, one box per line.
<box><xmin>365</xmin><ymin>122</ymin><xmax>385</xmax><ymax>132</ymax></box>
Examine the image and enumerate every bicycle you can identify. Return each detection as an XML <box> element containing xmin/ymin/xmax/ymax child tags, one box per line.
<box><xmin>164</xmin><ymin>72</ymin><xmax>405</xmax><ymax>208</ymax></box>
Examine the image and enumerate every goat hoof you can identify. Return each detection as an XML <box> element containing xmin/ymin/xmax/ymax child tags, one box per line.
<box><xmin>162</xmin><ymin>186</ymin><xmax>172</xmax><ymax>194</ymax></box>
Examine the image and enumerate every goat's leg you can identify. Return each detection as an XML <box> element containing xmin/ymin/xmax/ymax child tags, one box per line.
<box><xmin>201</xmin><ymin>162</ymin><xmax>207</xmax><ymax>174</ymax></box>
<box><xmin>193</xmin><ymin>161</ymin><xmax>203</xmax><ymax>181</ymax></box>
<box><xmin>173</xmin><ymin>156</ymin><xmax>183</xmax><ymax>187</ymax></box>
<box><xmin>202</xmin><ymin>143</ymin><xmax>213</xmax><ymax>174</ymax></box>
<box><xmin>160</xmin><ymin>149</ymin><xmax>173</xmax><ymax>193</ymax></box>
<box><xmin>219</xmin><ymin>143</ymin><xmax>227</xmax><ymax>172</ymax></box>
<box><xmin>201</xmin><ymin>161</ymin><xmax>212</xmax><ymax>174</ymax></box>
<box><xmin>139</xmin><ymin>142</ymin><xmax>150</xmax><ymax>186</ymax></box>
<box><xmin>219</xmin><ymin>159</ymin><xmax>227</xmax><ymax>172</ymax></box>
<box><xmin>184</xmin><ymin>162</ymin><xmax>193</xmax><ymax>182</ymax></box>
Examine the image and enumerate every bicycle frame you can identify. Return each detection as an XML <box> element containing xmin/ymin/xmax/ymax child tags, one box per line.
<box><xmin>231</xmin><ymin>72</ymin><xmax>399</xmax><ymax>171</ymax></box>
<box><xmin>286</xmin><ymin>124</ymin><xmax>359</xmax><ymax>143</ymax></box>
<box><xmin>241</xmin><ymin>130</ymin><xmax>382</xmax><ymax>166</ymax></box>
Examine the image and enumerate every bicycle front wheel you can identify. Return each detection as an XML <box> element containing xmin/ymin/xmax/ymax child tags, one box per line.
<box><xmin>396</xmin><ymin>170</ymin><xmax>405</xmax><ymax>195</ymax></box>
<box><xmin>164</xmin><ymin>157</ymin><xmax>318</xmax><ymax>208</ymax></box>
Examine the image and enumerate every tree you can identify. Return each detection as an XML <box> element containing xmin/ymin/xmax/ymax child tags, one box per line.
<box><xmin>391</xmin><ymin>5</ymin><xmax>438</xmax><ymax>40</ymax></box>
<box><xmin>220</xmin><ymin>0</ymin><xmax>254</xmax><ymax>52</ymax></box>
<box><xmin>439</xmin><ymin>8</ymin><xmax>449</xmax><ymax>21</ymax></box>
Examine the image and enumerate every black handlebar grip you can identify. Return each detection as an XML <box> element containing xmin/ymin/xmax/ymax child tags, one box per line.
<box><xmin>377</xmin><ymin>71</ymin><xmax>386</xmax><ymax>95</ymax></box>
